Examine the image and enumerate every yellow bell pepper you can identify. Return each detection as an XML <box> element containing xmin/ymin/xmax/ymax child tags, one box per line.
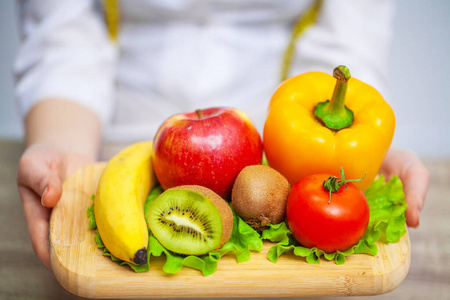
<box><xmin>263</xmin><ymin>66</ymin><xmax>395</xmax><ymax>192</ymax></box>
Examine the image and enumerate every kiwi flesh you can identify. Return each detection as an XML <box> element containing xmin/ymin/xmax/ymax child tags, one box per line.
<box><xmin>231</xmin><ymin>165</ymin><xmax>291</xmax><ymax>231</ymax></box>
<box><xmin>147</xmin><ymin>185</ymin><xmax>233</xmax><ymax>256</ymax></box>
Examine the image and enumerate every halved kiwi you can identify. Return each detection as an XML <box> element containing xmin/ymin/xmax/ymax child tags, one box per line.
<box><xmin>147</xmin><ymin>185</ymin><xmax>233</xmax><ymax>256</ymax></box>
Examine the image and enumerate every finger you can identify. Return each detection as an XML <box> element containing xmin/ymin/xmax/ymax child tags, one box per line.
<box><xmin>405</xmin><ymin>197</ymin><xmax>420</xmax><ymax>228</ymax></box>
<box><xmin>18</xmin><ymin>186</ymin><xmax>53</xmax><ymax>269</ymax></box>
<box><xmin>17</xmin><ymin>154</ymin><xmax>63</xmax><ymax>208</ymax></box>
<box><xmin>40</xmin><ymin>175</ymin><xmax>62</xmax><ymax>208</ymax></box>
<box><xmin>402</xmin><ymin>162</ymin><xmax>429</xmax><ymax>228</ymax></box>
<box><xmin>402</xmin><ymin>161</ymin><xmax>429</xmax><ymax>210</ymax></box>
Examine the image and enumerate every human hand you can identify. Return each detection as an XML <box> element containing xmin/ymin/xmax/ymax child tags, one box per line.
<box><xmin>17</xmin><ymin>143</ymin><xmax>94</xmax><ymax>269</ymax></box>
<box><xmin>379</xmin><ymin>147</ymin><xmax>429</xmax><ymax>228</ymax></box>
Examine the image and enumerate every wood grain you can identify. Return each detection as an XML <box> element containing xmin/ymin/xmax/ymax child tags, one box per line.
<box><xmin>49</xmin><ymin>163</ymin><xmax>411</xmax><ymax>299</ymax></box>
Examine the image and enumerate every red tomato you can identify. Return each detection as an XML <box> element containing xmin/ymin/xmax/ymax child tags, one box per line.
<box><xmin>286</xmin><ymin>172</ymin><xmax>370</xmax><ymax>253</ymax></box>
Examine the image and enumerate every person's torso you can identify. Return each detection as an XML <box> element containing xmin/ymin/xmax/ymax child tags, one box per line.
<box><xmin>106</xmin><ymin>0</ymin><xmax>313</xmax><ymax>140</ymax></box>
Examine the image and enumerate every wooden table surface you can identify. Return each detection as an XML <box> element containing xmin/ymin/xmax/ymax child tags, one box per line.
<box><xmin>1</xmin><ymin>139</ymin><xmax>449</xmax><ymax>300</ymax></box>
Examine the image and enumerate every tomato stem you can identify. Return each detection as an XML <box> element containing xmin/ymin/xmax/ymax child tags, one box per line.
<box><xmin>323</xmin><ymin>168</ymin><xmax>366</xmax><ymax>203</ymax></box>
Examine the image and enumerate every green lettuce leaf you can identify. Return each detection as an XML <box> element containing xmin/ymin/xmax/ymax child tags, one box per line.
<box><xmin>87</xmin><ymin>186</ymin><xmax>263</xmax><ymax>276</ymax></box>
<box><xmin>86</xmin><ymin>174</ymin><xmax>407</xmax><ymax>271</ymax></box>
<box><xmin>86</xmin><ymin>194</ymin><xmax>96</xmax><ymax>230</ymax></box>
<box><xmin>365</xmin><ymin>175</ymin><xmax>407</xmax><ymax>243</ymax></box>
<box><xmin>262</xmin><ymin>174</ymin><xmax>407</xmax><ymax>265</ymax></box>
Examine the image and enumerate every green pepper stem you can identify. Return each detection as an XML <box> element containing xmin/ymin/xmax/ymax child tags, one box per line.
<box><xmin>323</xmin><ymin>168</ymin><xmax>366</xmax><ymax>203</ymax></box>
<box><xmin>314</xmin><ymin>65</ymin><xmax>354</xmax><ymax>130</ymax></box>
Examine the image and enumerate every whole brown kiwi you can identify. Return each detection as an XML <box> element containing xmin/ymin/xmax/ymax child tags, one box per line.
<box><xmin>231</xmin><ymin>165</ymin><xmax>291</xmax><ymax>231</ymax></box>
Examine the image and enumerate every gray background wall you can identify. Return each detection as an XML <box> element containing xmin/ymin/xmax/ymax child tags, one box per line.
<box><xmin>1</xmin><ymin>0</ymin><xmax>449</xmax><ymax>158</ymax></box>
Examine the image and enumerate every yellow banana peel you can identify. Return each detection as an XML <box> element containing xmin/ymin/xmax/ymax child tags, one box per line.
<box><xmin>94</xmin><ymin>141</ymin><xmax>156</xmax><ymax>264</ymax></box>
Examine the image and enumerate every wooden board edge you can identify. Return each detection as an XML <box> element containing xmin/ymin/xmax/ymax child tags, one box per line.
<box><xmin>370</xmin><ymin>229</ymin><xmax>412</xmax><ymax>296</ymax></box>
<box><xmin>49</xmin><ymin>163</ymin><xmax>107</xmax><ymax>299</ymax></box>
<box><xmin>50</xmin><ymin>241</ymin><xmax>99</xmax><ymax>298</ymax></box>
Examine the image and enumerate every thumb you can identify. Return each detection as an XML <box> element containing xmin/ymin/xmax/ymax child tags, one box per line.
<box><xmin>17</xmin><ymin>152</ymin><xmax>63</xmax><ymax>208</ymax></box>
<box><xmin>40</xmin><ymin>175</ymin><xmax>63</xmax><ymax>208</ymax></box>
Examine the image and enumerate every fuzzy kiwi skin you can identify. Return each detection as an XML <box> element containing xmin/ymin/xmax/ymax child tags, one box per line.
<box><xmin>165</xmin><ymin>185</ymin><xmax>234</xmax><ymax>252</ymax></box>
<box><xmin>231</xmin><ymin>165</ymin><xmax>291</xmax><ymax>231</ymax></box>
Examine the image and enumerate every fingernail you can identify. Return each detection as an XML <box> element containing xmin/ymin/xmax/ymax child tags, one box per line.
<box><xmin>414</xmin><ymin>209</ymin><xmax>420</xmax><ymax>228</ymax></box>
<box><xmin>41</xmin><ymin>187</ymin><xmax>48</xmax><ymax>207</ymax></box>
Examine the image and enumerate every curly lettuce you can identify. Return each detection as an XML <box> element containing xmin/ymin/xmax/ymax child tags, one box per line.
<box><xmin>87</xmin><ymin>174</ymin><xmax>407</xmax><ymax>273</ymax></box>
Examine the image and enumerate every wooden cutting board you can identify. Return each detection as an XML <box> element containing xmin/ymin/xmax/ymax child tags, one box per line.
<box><xmin>49</xmin><ymin>163</ymin><xmax>411</xmax><ymax>299</ymax></box>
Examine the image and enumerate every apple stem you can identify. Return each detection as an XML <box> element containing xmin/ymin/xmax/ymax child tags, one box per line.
<box><xmin>196</xmin><ymin>109</ymin><xmax>202</xmax><ymax>119</ymax></box>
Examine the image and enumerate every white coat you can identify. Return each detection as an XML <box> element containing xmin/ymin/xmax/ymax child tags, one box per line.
<box><xmin>14</xmin><ymin>0</ymin><xmax>394</xmax><ymax>141</ymax></box>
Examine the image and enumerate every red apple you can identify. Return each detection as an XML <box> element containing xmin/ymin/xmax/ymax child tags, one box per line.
<box><xmin>153</xmin><ymin>107</ymin><xmax>263</xmax><ymax>199</ymax></box>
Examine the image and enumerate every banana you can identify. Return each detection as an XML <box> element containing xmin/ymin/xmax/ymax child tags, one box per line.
<box><xmin>94</xmin><ymin>141</ymin><xmax>156</xmax><ymax>265</ymax></box>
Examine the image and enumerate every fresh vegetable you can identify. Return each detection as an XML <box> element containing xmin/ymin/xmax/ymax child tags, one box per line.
<box><xmin>263</xmin><ymin>65</ymin><xmax>395</xmax><ymax>191</ymax></box>
<box><xmin>147</xmin><ymin>185</ymin><xmax>233</xmax><ymax>256</ymax></box>
<box><xmin>231</xmin><ymin>165</ymin><xmax>291</xmax><ymax>231</ymax></box>
<box><xmin>286</xmin><ymin>168</ymin><xmax>370</xmax><ymax>253</ymax></box>
<box><xmin>153</xmin><ymin>107</ymin><xmax>263</xmax><ymax>199</ymax></box>
<box><xmin>94</xmin><ymin>141</ymin><xmax>156</xmax><ymax>265</ymax></box>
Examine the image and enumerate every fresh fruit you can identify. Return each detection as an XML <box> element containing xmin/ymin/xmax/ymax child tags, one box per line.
<box><xmin>94</xmin><ymin>141</ymin><xmax>156</xmax><ymax>265</ymax></box>
<box><xmin>153</xmin><ymin>107</ymin><xmax>263</xmax><ymax>200</ymax></box>
<box><xmin>286</xmin><ymin>168</ymin><xmax>370</xmax><ymax>253</ymax></box>
<box><xmin>231</xmin><ymin>165</ymin><xmax>291</xmax><ymax>231</ymax></box>
<box><xmin>147</xmin><ymin>185</ymin><xmax>233</xmax><ymax>256</ymax></box>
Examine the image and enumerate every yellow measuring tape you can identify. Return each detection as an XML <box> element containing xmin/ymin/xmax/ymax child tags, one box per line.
<box><xmin>280</xmin><ymin>0</ymin><xmax>323</xmax><ymax>81</ymax></box>
<box><xmin>102</xmin><ymin>0</ymin><xmax>322</xmax><ymax>80</ymax></box>
<box><xmin>102</xmin><ymin>0</ymin><xmax>120</xmax><ymax>42</ymax></box>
